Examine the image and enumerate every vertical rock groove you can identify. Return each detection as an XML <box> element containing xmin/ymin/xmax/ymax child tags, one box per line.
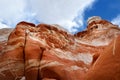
<box><xmin>0</xmin><ymin>17</ymin><xmax>120</xmax><ymax>80</ymax></box>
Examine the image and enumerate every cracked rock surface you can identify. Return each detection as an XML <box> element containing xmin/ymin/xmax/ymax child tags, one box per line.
<box><xmin>0</xmin><ymin>17</ymin><xmax>120</xmax><ymax>80</ymax></box>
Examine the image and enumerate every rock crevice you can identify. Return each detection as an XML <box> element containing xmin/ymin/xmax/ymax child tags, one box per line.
<box><xmin>0</xmin><ymin>17</ymin><xmax>120</xmax><ymax>80</ymax></box>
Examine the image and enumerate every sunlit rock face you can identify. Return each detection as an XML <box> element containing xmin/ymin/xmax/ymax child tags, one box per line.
<box><xmin>0</xmin><ymin>28</ymin><xmax>13</xmax><ymax>52</ymax></box>
<box><xmin>75</xmin><ymin>16</ymin><xmax>120</xmax><ymax>46</ymax></box>
<box><xmin>85</xmin><ymin>35</ymin><xmax>120</xmax><ymax>80</ymax></box>
<box><xmin>0</xmin><ymin>16</ymin><xmax>120</xmax><ymax>80</ymax></box>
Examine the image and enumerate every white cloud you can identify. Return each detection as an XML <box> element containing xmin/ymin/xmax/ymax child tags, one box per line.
<box><xmin>0</xmin><ymin>0</ymin><xmax>37</xmax><ymax>27</ymax></box>
<box><xmin>0</xmin><ymin>19</ymin><xmax>10</xmax><ymax>29</ymax></box>
<box><xmin>0</xmin><ymin>0</ymin><xmax>26</xmax><ymax>26</ymax></box>
<box><xmin>111</xmin><ymin>15</ymin><xmax>120</xmax><ymax>27</ymax></box>
<box><xmin>29</xmin><ymin>0</ymin><xmax>95</xmax><ymax>33</ymax></box>
<box><xmin>0</xmin><ymin>0</ymin><xmax>96</xmax><ymax>33</ymax></box>
<box><xmin>0</xmin><ymin>22</ymin><xmax>10</xmax><ymax>29</ymax></box>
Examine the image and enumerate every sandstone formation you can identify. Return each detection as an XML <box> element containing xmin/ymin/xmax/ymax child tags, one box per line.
<box><xmin>0</xmin><ymin>16</ymin><xmax>120</xmax><ymax>80</ymax></box>
<box><xmin>0</xmin><ymin>28</ymin><xmax>13</xmax><ymax>52</ymax></box>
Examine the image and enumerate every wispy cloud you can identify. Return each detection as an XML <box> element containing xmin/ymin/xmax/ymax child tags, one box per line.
<box><xmin>0</xmin><ymin>0</ymin><xmax>37</xmax><ymax>27</ymax></box>
<box><xmin>0</xmin><ymin>22</ymin><xmax>10</xmax><ymax>29</ymax></box>
<box><xmin>29</xmin><ymin>0</ymin><xmax>96</xmax><ymax>33</ymax></box>
<box><xmin>0</xmin><ymin>19</ymin><xmax>11</xmax><ymax>29</ymax></box>
<box><xmin>0</xmin><ymin>0</ymin><xmax>96</xmax><ymax>33</ymax></box>
<box><xmin>111</xmin><ymin>15</ymin><xmax>120</xmax><ymax>27</ymax></box>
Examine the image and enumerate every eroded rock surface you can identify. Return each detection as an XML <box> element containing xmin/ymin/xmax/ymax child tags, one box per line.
<box><xmin>0</xmin><ymin>28</ymin><xmax>13</xmax><ymax>52</ymax></box>
<box><xmin>0</xmin><ymin>16</ymin><xmax>120</xmax><ymax>80</ymax></box>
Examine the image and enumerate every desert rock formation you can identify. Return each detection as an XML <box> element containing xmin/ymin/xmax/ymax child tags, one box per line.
<box><xmin>0</xmin><ymin>16</ymin><xmax>120</xmax><ymax>80</ymax></box>
<box><xmin>0</xmin><ymin>28</ymin><xmax>13</xmax><ymax>53</ymax></box>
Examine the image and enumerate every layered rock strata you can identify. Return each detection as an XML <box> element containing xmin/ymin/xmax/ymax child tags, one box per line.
<box><xmin>0</xmin><ymin>16</ymin><xmax>120</xmax><ymax>80</ymax></box>
<box><xmin>0</xmin><ymin>28</ymin><xmax>13</xmax><ymax>52</ymax></box>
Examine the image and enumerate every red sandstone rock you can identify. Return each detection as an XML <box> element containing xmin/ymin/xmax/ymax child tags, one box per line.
<box><xmin>0</xmin><ymin>28</ymin><xmax>13</xmax><ymax>52</ymax></box>
<box><xmin>85</xmin><ymin>35</ymin><xmax>120</xmax><ymax>80</ymax></box>
<box><xmin>0</xmin><ymin>16</ymin><xmax>120</xmax><ymax>80</ymax></box>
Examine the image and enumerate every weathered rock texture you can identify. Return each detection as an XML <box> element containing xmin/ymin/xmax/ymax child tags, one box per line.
<box><xmin>0</xmin><ymin>16</ymin><xmax>120</xmax><ymax>80</ymax></box>
<box><xmin>0</xmin><ymin>28</ymin><xmax>13</xmax><ymax>52</ymax></box>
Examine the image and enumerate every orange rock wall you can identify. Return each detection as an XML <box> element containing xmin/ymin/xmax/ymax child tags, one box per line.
<box><xmin>0</xmin><ymin>17</ymin><xmax>120</xmax><ymax>80</ymax></box>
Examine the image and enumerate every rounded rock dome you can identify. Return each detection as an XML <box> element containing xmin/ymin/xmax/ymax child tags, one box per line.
<box><xmin>87</xmin><ymin>16</ymin><xmax>102</xmax><ymax>25</ymax></box>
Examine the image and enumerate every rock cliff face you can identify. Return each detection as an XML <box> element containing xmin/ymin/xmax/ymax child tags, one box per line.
<box><xmin>0</xmin><ymin>16</ymin><xmax>120</xmax><ymax>80</ymax></box>
<box><xmin>0</xmin><ymin>28</ymin><xmax>13</xmax><ymax>53</ymax></box>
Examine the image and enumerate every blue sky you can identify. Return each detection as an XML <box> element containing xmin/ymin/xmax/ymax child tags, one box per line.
<box><xmin>83</xmin><ymin>0</ymin><xmax>120</xmax><ymax>32</ymax></box>
<box><xmin>84</xmin><ymin>0</ymin><xmax>120</xmax><ymax>22</ymax></box>
<box><xmin>0</xmin><ymin>0</ymin><xmax>120</xmax><ymax>34</ymax></box>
